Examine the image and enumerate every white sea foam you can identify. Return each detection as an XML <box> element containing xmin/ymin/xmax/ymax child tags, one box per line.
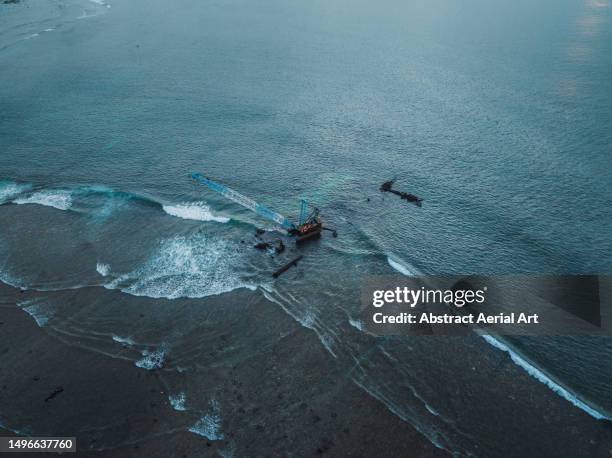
<box><xmin>96</xmin><ymin>262</ymin><xmax>111</xmax><ymax>276</ymax></box>
<box><xmin>135</xmin><ymin>345</ymin><xmax>167</xmax><ymax>370</ymax></box>
<box><xmin>162</xmin><ymin>202</ymin><xmax>229</xmax><ymax>223</ymax></box>
<box><xmin>169</xmin><ymin>392</ymin><xmax>187</xmax><ymax>411</ymax></box>
<box><xmin>425</xmin><ymin>403</ymin><xmax>440</xmax><ymax>416</ymax></box>
<box><xmin>188</xmin><ymin>399</ymin><xmax>223</xmax><ymax>440</ymax></box>
<box><xmin>387</xmin><ymin>256</ymin><xmax>419</xmax><ymax>276</ymax></box>
<box><xmin>0</xmin><ymin>181</ymin><xmax>30</xmax><ymax>202</ymax></box>
<box><xmin>348</xmin><ymin>318</ymin><xmax>364</xmax><ymax>331</ymax></box>
<box><xmin>261</xmin><ymin>285</ymin><xmax>337</xmax><ymax>358</ymax></box>
<box><xmin>18</xmin><ymin>299</ymin><xmax>53</xmax><ymax>327</ymax></box>
<box><xmin>14</xmin><ymin>190</ymin><xmax>72</xmax><ymax>211</ymax></box>
<box><xmin>481</xmin><ymin>334</ymin><xmax>610</xmax><ymax>421</ymax></box>
<box><xmin>112</xmin><ymin>335</ymin><xmax>134</xmax><ymax>346</ymax></box>
<box><xmin>106</xmin><ymin>233</ymin><xmax>256</xmax><ymax>299</ymax></box>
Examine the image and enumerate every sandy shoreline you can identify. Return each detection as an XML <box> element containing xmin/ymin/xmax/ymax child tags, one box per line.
<box><xmin>1</xmin><ymin>279</ymin><xmax>612</xmax><ymax>456</ymax></box>
<box><xmin>0</xmin><ymin>281</ymin><xmax>445</xmax><ymax>457</ymax></box>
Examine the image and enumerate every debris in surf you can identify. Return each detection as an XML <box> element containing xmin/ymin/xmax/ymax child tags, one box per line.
<box><xmin>272</xmin><ymin>255</ymin><xmax>303</xmax><ymax>278</ymax></box>
<box><xmin>380</xmin><ymin>179</ymin><xmax>423</xmax><ymax>207</ymax></box>
<box><xmin>254</xmin><ymin>239</ymin><xmax>285</xmax><ymax>253</ymax></box>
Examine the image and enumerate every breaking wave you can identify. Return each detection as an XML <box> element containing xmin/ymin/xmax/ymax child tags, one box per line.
<box><xmin>14</xmin><ymin>190</ymin><xmax>73</xmax><ymax>211</ymax></box>
<box><xmin>481</xmin><ymin>334</ymin><xmax>611</xmax><ymax>421</ymax></box>
<box><xmin>105</xmin><ymin>233</ymin><xmax>256</xmax><ymax>299</ymax></box>
<box><xmin>1</xmin><ymin>181</ymin><xmax>237</xmax><ymax>226</ymax></box>
<box><xmin>0</xmin><ymin>181</ymin><xmax>31</xmax><ymax>203</ymax></box>
<box><xmin>162</xmin><ymin>202</ymin><xmax>229</xmax><ymax>223</ymax></box>
<box><xmin>96</xmin><ymin>263</ymin><xmax>111</xmax><ymax>277</ymax></box>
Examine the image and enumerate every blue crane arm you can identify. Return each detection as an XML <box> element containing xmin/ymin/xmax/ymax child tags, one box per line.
<box><xmin>191</xmin><ymin>173</ymin><xmax>296</xmax><ymax>230</ymax></box>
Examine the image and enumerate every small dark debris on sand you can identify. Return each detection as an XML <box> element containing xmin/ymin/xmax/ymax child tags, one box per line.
<box><xmin>45</xmin><ymin>386</ymin><xmax>64</xmax><ymax>402</ymax></box>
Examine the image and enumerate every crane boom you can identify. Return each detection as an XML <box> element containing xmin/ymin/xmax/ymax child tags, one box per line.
<box><xmin>191</xmin><ymin>173</ymin><xmax>296</xmax><ymax>230</ymax></box>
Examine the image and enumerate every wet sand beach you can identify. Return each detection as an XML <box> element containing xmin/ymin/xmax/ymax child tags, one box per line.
<box><xmin>2</xmin><ymin>280</ymin><xmax>612</xmax><ymax>456</ymax></box>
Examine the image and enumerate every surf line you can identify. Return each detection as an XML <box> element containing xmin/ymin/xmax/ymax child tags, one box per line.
<box><xmin>481</xmin><ymin>333</ymin><xmax>611</xmax><ymax>421</ymax></box>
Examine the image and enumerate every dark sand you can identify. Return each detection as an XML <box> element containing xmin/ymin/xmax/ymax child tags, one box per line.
<box><xmin>0</xmin><ymin>282</ymin><xmax>444</xmax><ymax>457</ymax></box>
<box><xmin>1</xmin><ymin>279</ymin><xmax>612</xmax><ymax>457</ymax></box>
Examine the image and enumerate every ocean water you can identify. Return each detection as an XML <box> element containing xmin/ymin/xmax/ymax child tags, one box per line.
<box><xmin>1</xmin><ymin>0</ymin><xmax>612</xmax><ymax>454</ymax></box>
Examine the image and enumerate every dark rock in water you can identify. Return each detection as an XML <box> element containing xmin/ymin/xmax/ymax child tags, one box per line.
<box><xmin>2</xmin><ymin>0</ymin><xmax>21</xmax><ymax>4</ymax></box>
<box><xmin>255</xmin><ymin>228</ymin><xmax>265</xmax><ymax>237</ymax></box>
<box><xmin>275</xmin><ymin>240</ymin><xmax>285</xmax><ymax>254</ymax></box>
<box><xmin>45</xmin><ymin>386</ymin><xmax>64</xmax><ymax>402</ymax></box>
<box><xmin>254</xmin><ymin>242</ymin><xmax>270</xmax><ymax>250</ymax></box>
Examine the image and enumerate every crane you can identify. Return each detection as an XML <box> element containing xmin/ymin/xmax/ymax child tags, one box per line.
<box><xmin>192</xmin><ymin>173</ymin><xmax>297</xmax><ymax>230</ymax></box>
<box><xmin>191</xmin><ymin>172</ymin><xmax>338</xmax><ymax>245</ymax></box>
<box><xmin>191</xmin><ymin>172</ymin><xmax>336</xmax><ymax>243</ymax></box>
<box><xmin>192</xmin><ymin>172</ymin><xmax>332</xmax><ymax>238</ymax></box>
